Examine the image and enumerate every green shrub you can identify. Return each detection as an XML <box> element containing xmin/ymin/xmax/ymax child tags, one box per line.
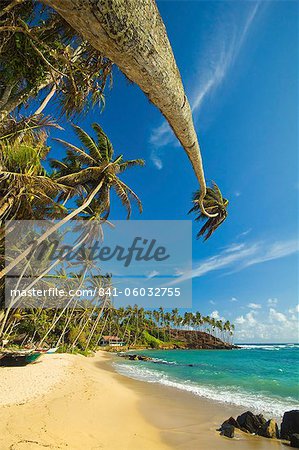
<box><xmin>142</xmin><ymin>330</ymin><xmax>163</xmax><ymax>348</ymax></box>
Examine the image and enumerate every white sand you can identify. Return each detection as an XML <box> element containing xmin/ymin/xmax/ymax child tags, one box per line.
<box><xmin>0</xmin><ymin>354</ymin><xmax>71</xmax><ymax>406</ymax></box>
<box><xmin>0</xmin><ymin>351</ymin><xmax>285</xmax><ymax>449</ymax></box>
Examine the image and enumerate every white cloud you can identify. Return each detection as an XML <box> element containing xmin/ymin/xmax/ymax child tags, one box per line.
<box><xmin>167</xmin><ymin>238</ymin><xmax>298</xmax><ymax>284</ymax></box>
<box><xmin>150</xmin><ymin>153</ymin><xmax>163</xmax><ymax>170</ymax></box>
<box><xmin>211</xmin><ymin>310</ymin><xmax>220</xmax><ymax>319</ymax></box>
<box><xmin>147</xmin><ymin>270</ymin><xmax>159</xmax><ymax>279</ymax></box>
<box><xmin>237</xmin><ymin>229</ymin><xmax>252</xmax><ymax>239</ymax></box>
<box><xmin>230</xmin><ymin>297</ymin><xmax>238</xmax><ymax>302</ymax></box>
<box><xmin>210</xmin><ymin>300</ymin><xmax>216</xmax><ymax>305</ymax></box>
<box><xmin>149</xmin><ymin>122</ymin><xmax>173</xmax><ymax>148</ymax></box>
<box><xmin>235</xmin><ymin>315</ymin><xmax>246</xmax><ymax>324</ymax></box>
<box><xmin>223</xmin><ymin>243</ymin><xmax>246</xmax><ymax>254</ymax></box>
<box><xmin>235</xmin><ymin>311</ymin><xmax>256</xmax><ymax>326</ymax></box>
<box><xmin>150</xmin><ymin>2</ymin><xmax>263</xmax><ymax>167</ymax></box>
<box><xmin>246</xmin><ymin>311</ymin><xmax>257</xmax><ymax>326</ymax></box>
<box><xmin>269</xmin><ymin>308</ymin><xmax>287</xmax><ymax>323</ymax></box>
<box><xmin>210</xmin><ymin>310</ymin><xmax>226</xmax><ymax>322</ymax></box>
<box><xmin>247</xmin><ymin>302</ymin><xmax>261</xmax><ymax>310</ymax></box>
<box><xmin>240</xmin><ymin>239</ymin><xmax>299</xmax><ymax>270</ymax></box>
<box><xmin>288</xmin><ymin>304</ymin><xmax>299</xmax><ymax>314</ymax></box>
<box><xmin>268</xmin><ymin>298</ymin><xmax>278</xmax><ymax>306</ymax></box>
<box><xmin>234</xmin><ymin>306</ymin><xmax>299</xmax><ymax>342</ymax></box>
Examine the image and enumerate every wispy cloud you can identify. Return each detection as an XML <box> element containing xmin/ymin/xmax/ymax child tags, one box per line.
<box><xmin>168</xmin><ymin>238</ymin><xmax>298</xmax><ymax>284</ymax></box>
<box><xmin>150</xmin><ymin>2</ymin><xmax>263</xmax><ymax>168</ymax></box>
<box><xmin>237</xmin><ymin>229</ymin><xmax>252</xmax><ymax>239</ymax></box>
<box><xmin>247</xmin><ymin>302</ymin><xmax>261</xmax><ymax>310</ymax></box>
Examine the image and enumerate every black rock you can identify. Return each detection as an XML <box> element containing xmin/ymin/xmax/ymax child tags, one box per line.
<box><xmin>120</xmin><ymin>354</ymin><xmax>151</xmax><ymax>361</ymax></box>
<box><xmin>236</xmin><ymin>411</ymin><xmax>266</xmax><ymax>434</ymax></box>
<box><xmin>257</xmin><ymin>419</ymin><xmax>279</xmax><ymax>439</ymax></box>
<box><xmin>220</xmin><ymin>424</ymin><xmax>235</xmax><ymax>438</ymax></box>
<box><xmin>281</xmin><ymin>410</ymin><xmax>299</xmax><ymax>440</ymax></box>
<box><xmin>221</xmin><ymin>417</ymin><xmax>240</xmax><ymax>429</ymax></box>
<box><xmin>290</xmin><ymin>434</ymin><xmax>299</xmax><ymax>448</ymax></box>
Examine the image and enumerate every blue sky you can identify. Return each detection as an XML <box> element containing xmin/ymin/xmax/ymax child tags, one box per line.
<box><xmin>40</xmin><ymin>1</ymin><xmax>298</xmax><ymax>342</ymax></box>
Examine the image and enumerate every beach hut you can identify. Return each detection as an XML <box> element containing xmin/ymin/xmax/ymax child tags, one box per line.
<box><xmin>99</xmin><ymin>336</ymin><xmax>125</xmax><ymax>347</ymax></box>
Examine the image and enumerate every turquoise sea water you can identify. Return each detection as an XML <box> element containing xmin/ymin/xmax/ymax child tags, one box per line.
<box><xmin>114</xmin><ymin>344</ymin><xmax>299</xmax><ymax>417</ymax></box>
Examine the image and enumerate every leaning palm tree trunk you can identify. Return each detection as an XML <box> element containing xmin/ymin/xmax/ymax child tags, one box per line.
<box><xmin>42</xmin><ymin>0</ymin><xmax>212</xmax><ymax>215</ymax></box>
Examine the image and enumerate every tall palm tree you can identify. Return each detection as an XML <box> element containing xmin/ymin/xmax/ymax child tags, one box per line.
<box><xmin>0</xmin><ymin>123</ymin><xmax>144</xmax><ymax>281</ymax></box>
<box><xmin>52</xmin><ymin>123</ymin><xmax>144</xmax><ymax>219</ymax></box>
<box><xmin>0</xmin><ymin>122</ymin><xmax>68</xmax><ymax>223</ymax></box>
<box><xmin>189</xmin><ymin>182</ymin><xmax>229</xmax><ymax>240</ymax></box>
<box><xmin>43</xmin><ymin>0</ymin><xmax>227</xmax><ymax>221</ymax></box>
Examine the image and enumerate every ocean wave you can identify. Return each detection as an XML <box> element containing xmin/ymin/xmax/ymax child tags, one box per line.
<box><xmin>113</xmin><ymin>362</ymin><xmax>299</xmax><ymax>418</ymax></box>
<box><xmin>237</xmin><ymin>344</ymin><xmax>299</xmax><ymax>350</ymax></box>
<box><xmin>151</xmin><ymin>358</ymin><xmax>178</xmax><ymax>365</ymax></box>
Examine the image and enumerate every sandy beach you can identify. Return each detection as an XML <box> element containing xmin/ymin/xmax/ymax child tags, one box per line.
<box><xmin>0</xmin><ymin>351</ymin><xmax>286</xmax><ymax>450</ymax></box>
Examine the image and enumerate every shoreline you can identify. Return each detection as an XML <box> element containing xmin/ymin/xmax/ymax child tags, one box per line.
<box><xmin>0</xmin><ymin>351</ymin><xmax>286</xmax><ymax>449</ymax></box>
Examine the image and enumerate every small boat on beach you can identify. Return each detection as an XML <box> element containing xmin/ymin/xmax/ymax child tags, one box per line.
<box><xmin>0</xmin><ymin>351</ymin><xmax>42</xmax><ymax>367</ymax></box>
<box><xmin>36</xmin><ymin>347</ymin><xmax>58</xmax><ymax>354</ymax></box>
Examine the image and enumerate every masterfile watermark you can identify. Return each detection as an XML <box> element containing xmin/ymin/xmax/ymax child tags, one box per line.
<box><xmin>5</xmin><ymin>220</ymin><xmax>192</xmax><ymax>308</ymax></box>
<box><xmin>31</xmin><ymin>237</ymin><xmax>170</xmax><ymax>267</ymax></box>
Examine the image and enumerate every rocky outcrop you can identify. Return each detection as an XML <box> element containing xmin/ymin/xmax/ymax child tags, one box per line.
<box><xmin>118</xmin><ymin>353</ymin><xmax>151</xmax><ymax>361</ymax></box>
<box><xmin>220</xmin><ymin>410</ymin><xmax>298</xmax><ymax>443</ymax></box>
<box><xmin>220</xmin><ymin>424</ymin><xmax>235</xmax><ymax>438</ymax></box>
<box><xmin>257</xmin><ymin>419</ymin><xmax>279</xmax><ymax>439</ymax></box>
<box><xmin>169</xmin><ymin>329</ymin><xmax>238</xmax><ymax>350</ymax></box>
<box><xmin>290</xmin><ymin>434</ymin><xmax>299</xmax><ymax>448</ymax></box>
<box><xmin>220</xmin><ymin>417</ymin><xmax>240</xmax><ymax>430</ymax></box>
<box><xmin>220</xmin><ymin>412</ymin><xmax>280</xmax><ymax>440</ymax></box>
<box><xmin>236</xmin><ymin>411</ymin><xmax>266</xmax><ymax>434</ymax></box>
<box><xmin>281</xmin><ymin>410</ymin><xmax>299</xmax><ymax>440</ymax></box>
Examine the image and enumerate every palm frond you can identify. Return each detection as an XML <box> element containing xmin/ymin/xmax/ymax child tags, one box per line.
<box><xmin>91</xmin><ymin>123</ymin><xmax>113</xmax><ymax>161</ymax></box>
<box><xmin>0</xmin><ymin>115</ymin><xmax>61</xmax><ymax>142</ymax></box>
<box><xmin>119</xmin><ymin>159</ymin><xmax>145</xmax><ymax>173</ymax></box>
<box><xmin>112</xmin><ymin>179</ymin><xmax>132</xmax><ymax>219</ymax></box>
<box><xmin>117</xmin><ymin>179</ymin><xmax>143</xmax><ymax>214</ymax></box>
<box><xmin>189</xmin><ymin>182</ymin><xmax>228</xmax><ymax>240</ymax></box>
<box><xmin>72</xmin><ymin>125</ymin><xmax>102</xmax><ymax>162</ymax></box>
<box><xmin>53</xmin><ymin>138</ymin><xmax>97</xmax><ymax>166</ymax></box>
<box><xmin>56</xmin><ymin>166</ymin><xmax>106</xmax><ymax>187</ymax></box>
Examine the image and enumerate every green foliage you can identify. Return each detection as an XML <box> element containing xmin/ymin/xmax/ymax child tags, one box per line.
<box><xmin>0</xmin><ymin>1</ymin><xmax>112</xmax><ymax>120</ymax></box>
<box><xmin>189</xmin><ymin>182</ymin><xmax>229</xmax><ymax>240</ymax></box>
<box><xmin>68</xmin><ymin>326</ymin><xmax>87</xmax><ymax>349</ymax></box>
<box><xmin>142</xmin><ymin>330</ymin><xmax>163</xmax><ymax>349</ymax></box>
<box><xmin>51</xmin><ymin>123</ymin><xmax>144</xmax><ymax>219</ymax></box>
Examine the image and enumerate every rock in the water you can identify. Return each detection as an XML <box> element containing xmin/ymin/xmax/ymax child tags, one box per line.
<box><xmin>290</xmin><ymin>434</ymin><xmax>299</xmax><ymax>448</ymax></box>
<box><xmin>221</xmin><ymin>417</ymin><xmax>240</xmax><ymax>430</ymax></box>
<box><xmin>236</xmin><ymin>411</ymin><xmax>266</xmax><ymax>434</ymax></box>
<box><xmin>220</xmin><ymin>424</ymin><xmax>235</xmax><ymax>438</ymax></box>
<box><xmin>258</xmin><ymin>419</ymin><xmax>279</xmax><ymax>439</ymax></box>
<box><xmin>281</xmin><ymin>411</ymin><xmax>299</xmax><ymax>440</ymax></box>
<box><xmin>119</xmin><ymin>354</ymin><xmax>151</xmax><ymax>361</ymax></box>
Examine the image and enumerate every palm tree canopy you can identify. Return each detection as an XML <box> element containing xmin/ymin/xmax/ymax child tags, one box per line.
<box><xmin>0</xmin><ymin>125</ymin><xmax>70</xmax><ymax>222</ymax></box>
<box><xmin>52</xmin><ymin>123</ymin><xmax>144</xmax><ymax>219</ymax></box>
<box><xmin>189</xmin><ymin>182</ymin><xmax>229</xmax><ymax>240</ymax></box>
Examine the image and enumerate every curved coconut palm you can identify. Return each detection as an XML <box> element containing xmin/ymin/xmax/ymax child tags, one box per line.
<box><xmin>43</xmin><ymin>0</ymin><xmax>227</xmax><ymax>222</ymax></box>
<box><xmin>52</xmin><ymin>123</ymin><xmax>144</xmax><ymax>219</ymax></box>
<box><xmin>189</xmin><ymin>182</ymin><xmax>229</xmax><ymax>240</ymax></box>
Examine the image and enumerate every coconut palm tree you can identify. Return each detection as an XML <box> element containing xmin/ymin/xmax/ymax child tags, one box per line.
<box><xmin>52</xmin><ymin>123</ymin><xmax>144</xmax><ymax>219</ymax></box>
<box><xmin>43</xmin><ymin>0</ymin><xmax>227</xmax><ymax>222</ymax></box>
<box><xmin>0</xmin><ymin>119</ymin><xmax>69</xmax><ymax>223</ymax></box>
<box><xmin>189</xmin><ymin>182</ymin><xmax>229</xmax><ymax>240</ymax></box>
<box><xmin>0</xmin><ymin>123</ymin><xmax>144</xmax><ymax>281</ymax></box>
